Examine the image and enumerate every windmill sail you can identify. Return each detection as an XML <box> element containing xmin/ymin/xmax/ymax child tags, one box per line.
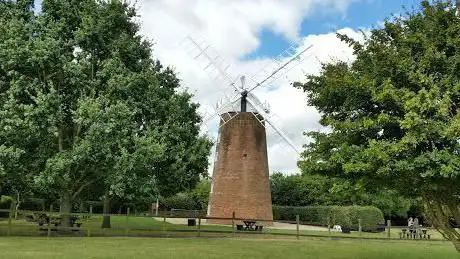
<box><xmin>246</xmin><ymin>96</ymin><xmax>299</xmax><ymax>154</ymax></box>
<box><xmin>179</xmin><ymin>32</ymin><xmax>310</xmax><ymax>153</ymax></box>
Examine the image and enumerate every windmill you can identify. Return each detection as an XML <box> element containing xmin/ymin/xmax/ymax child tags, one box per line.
<box><xmin>180</xmin><ymin>33</ymin><xmax>312</xmax><ymax>225</ymax></box>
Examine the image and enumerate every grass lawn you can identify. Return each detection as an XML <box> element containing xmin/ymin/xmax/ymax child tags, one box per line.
<box><xmin>0</xmin><ymin>215</ymin><xmax>446</xmax><ymax>240</ymax></box>
<box><xmin>0</xmin><ymin>237</ymin><xmax>458</xmax><ymax>259</ymax></box>
<box><xmin>0</xmin><ymin>216</ymin><xmax>443</xmax><ymax>240</ymax></box>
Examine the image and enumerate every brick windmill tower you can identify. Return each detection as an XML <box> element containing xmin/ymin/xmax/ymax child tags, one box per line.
<box><xmin>180</xmin><ymin>34</ymin><xmax>312</xmax><ymax>225</ymax></box>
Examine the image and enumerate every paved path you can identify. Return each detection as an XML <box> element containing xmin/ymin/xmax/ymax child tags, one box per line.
<box><xmin>161</xmin><ymin>217</ymin><xmax>328</xmax><ymax>231</ymax></box>
<box><xmin>269</xmin><ymin>222</ymin><xmax>328</xmax><ymax>231</ymax></box>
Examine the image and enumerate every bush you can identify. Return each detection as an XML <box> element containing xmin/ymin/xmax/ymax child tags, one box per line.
<box><xmin>160</xmin><ymin>193</ymin><xmax>201</xmax><ymax>211</ymax></box>
<box><xmin>21</xmin><ymin>198</ymin><xmax>45</xmax><ymax>211</ymax></box>
<box><xmin>273</xmin><ymin>205</ymin><xmax>384</xmax><ymax>227</ymax></box>
<box><xmin>0</xmin><ymin>195</ymin><xmax>14</xmax><ymax>218</ymax></box>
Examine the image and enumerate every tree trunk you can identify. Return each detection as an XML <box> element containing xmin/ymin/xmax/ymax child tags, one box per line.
<box><xmin>59</xmin><ymin>192</ymin><xmax>72</xmax><ymax>227</ymax></box>
<box><xmin>14</xmin><ymin>192</ymin><xmax>21</xmax><ymax>220</ymax></box>
<box><xmin>101</xmin><ymin>193</ymin><xmax>111</xmax><ymax>228</ymax></box>
<box><xmin>423</xmin><ymin>193</ymin><xmax>460</xmax><ymax>253</ymax></box>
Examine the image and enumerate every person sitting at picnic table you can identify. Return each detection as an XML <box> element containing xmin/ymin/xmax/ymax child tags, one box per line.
<box><xmin>408</xmin><ymin>217</ymin><xmax>415</xmax><ymax>234</ymax></box>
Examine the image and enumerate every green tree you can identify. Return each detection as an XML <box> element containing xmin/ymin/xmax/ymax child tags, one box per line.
<box><xmin>0</xmin><ymin>0</ymin><xmax>211</xmax><ymax>227</ymax></box>
<box><xmin>191</xmin><ymin>179</ymin><xmax>211</xmax><ymax>210</ymax></box>
<box><xmin>270</xmin><ymin>172</ymin><xmax>414</xmax><ymax>220</ymax></box>
<box><xmin>0</xmin><ymin>0</ymin><xmax>43</xmax><ymax>216</ymax></box>
<box><xmin>296</xmin><ymin>1</ymin><xmax>460</xmax><ymax>250</ymax></box>
<box><xmin>270</xmin><ymin>172</ymin><xmax>332</xmax><ymax>206</ymax></box>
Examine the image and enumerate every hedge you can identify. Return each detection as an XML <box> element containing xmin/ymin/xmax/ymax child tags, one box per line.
<box><xmin>273</xmin><ymin>205</ymin><xmax>384</xmax><ymax>227</ymax></box>
<box><xmin>160</xmin><ymin>194</ymin><xmax>202</xmax><ymax>211</ymax></box>
<box><xmin>0</xmin><ymin>196</ymin><xmax>14</xmax><ymax>218</ymax></box>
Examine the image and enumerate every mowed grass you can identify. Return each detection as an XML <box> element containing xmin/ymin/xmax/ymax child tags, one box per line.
<box><xmin>0</xmin><ymin>237</ymin><xmax>458</xmax><ymax>259</ymax></box>
<box><xmin>0</xmin><ymin>216</ymin><xmax>446</xmax><ymax>240</ymax></box>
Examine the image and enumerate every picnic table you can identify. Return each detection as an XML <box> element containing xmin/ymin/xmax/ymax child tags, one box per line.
<box><xmin>236</xmin><ymin>220</ymin><xmax>263</xmax><ymax>231</ymax></box>
<box><xmin>36</xmin><ymin>214</ymin><xmax>83</xmax><ymax>233</ymax></box>
<box><xmin>243</xmin><ymin>220</ymin><xmax>256</xmax><ymax>230</ymax></box>
<box><xmin>399</xmin><ymin>227</ymin><xmax>430</xmax><ymax>239</ymax></box>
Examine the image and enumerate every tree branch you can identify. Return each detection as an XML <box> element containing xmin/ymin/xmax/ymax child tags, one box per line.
<box><xmin>72</xmin><ymin>179</ymin><xmax>96</xmax><ymax>200</ymax></box>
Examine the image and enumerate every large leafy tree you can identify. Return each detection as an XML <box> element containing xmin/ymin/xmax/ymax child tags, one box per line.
<box><xmin>297</xmin><ymin>1</ymin><xmax>460</xmax><ymax>250</ymax></box>
<box><xmin>270</xmin><ymin>172</ymin><xmax>332</xmax><ymax>206</ymax></box>
<box><xmin>0</xmin><ymin>0</ymin><xmax>43</xmax><ymax>211</ymax></box>
<box><xmin>270</xmin><ymin>172</ymin><xmax>414</xmax><ymax>219</ymax></box>
<box><xmin>0</xmin><ymin>0</ymin><xmax>211</xmax><ymax>226</ymax></box>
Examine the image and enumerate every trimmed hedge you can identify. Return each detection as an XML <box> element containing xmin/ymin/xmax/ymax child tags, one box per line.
<box><xmin>160</xmin><ymin>194</ymin><xmax>202</xmax><ymax>211</ymax></box>
<box><xmin>159</xmin><ymin>194</ymin><xmax>206</xmax><ymax>218</ymax></box>
<box><xmin>273</xmin><ymin>205</ymin><xmax>384</xmax><ymax>227</ymax></box>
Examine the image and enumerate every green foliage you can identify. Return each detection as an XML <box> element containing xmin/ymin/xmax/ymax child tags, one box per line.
<box><xmin>270</xmin><ymin>172</ymin><xmax>332</xmax><ymax>206</ymax></box>
<box><xmin>0</xmin><ymin>195</ymin><xmax>13</xmax><ymax>207</ymax></box>
<box><xmin>0</xmin><ymin>195</ymin><xmax>13</xmax><ymax>218</ymax></box>
<box><xmin>273</xmin><ymin>205</ymin><xmax>384</xmax><ymax>227</ymax></box>
<box><xmin>0</xmin><ymin>0</ymin><xmax>211</xmax><ymax>216</ymax></box>
<box><xmin>20</xmin><ymin>198</ymin><xmax>45</xmax><ymax>211</ymax></box>
<box><xmin>358</xmin><ymin>189</ymin><xmax>411</xmax><ymax>218</ymax></box>
<box><xmin>296</xmin><ymin>0</ymin><xmax>460</xmax><ymax>245</ymax></box>
<box><xmin>271</xmin><ymin>172</ymin><xmax>414</xmax><ymax>219</ymax></box>
<box><xmin>190</xmin><ymin>179</ymin><xmax>211</xmax><ymax>209</ymax></box>
<box><xmin>156</xmin><ymin>179</ymin><xmax>210</xmax><ymax>214</ymax></box>
<box><xmin>161</xmin><ymin>193</ymin><xmax>201</xmax><ymax>211</ymax></box>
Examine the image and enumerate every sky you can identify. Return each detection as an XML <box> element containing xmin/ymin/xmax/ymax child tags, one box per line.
<box><xmin>34</xmin><ymin>0</ymin><xmax>422</xmax><ymax>175</ymax></box>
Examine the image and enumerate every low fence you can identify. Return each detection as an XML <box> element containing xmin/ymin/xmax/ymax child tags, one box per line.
<box><xmin>0</xmin><ymin>207</ymin><xmax>439</xmax><ymax>241</ymax></box>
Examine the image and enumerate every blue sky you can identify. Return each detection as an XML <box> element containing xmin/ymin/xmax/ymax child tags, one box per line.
<box><xmin>245</xmin><ymin>0</ymin><xmax>420</xmax><ymax>59</ymax></box>
<box><xmin>34</xmin><ymin>0</ymin><xmax>426</xmax><ymax>60</ymax></box>
<box><xmin>27</xmin><ymin>0</ymin><xmax>439</xmax><ymax>173</ymax></box>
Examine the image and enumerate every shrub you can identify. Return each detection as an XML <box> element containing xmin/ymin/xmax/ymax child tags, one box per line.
<box><xmin>160</xmin><ymin>193</ymin><xmax>201</xmax><ymax>211</ymax></box>
<box><xmin>273</xmin><ymin>205</ymin><xmax>384</xmax><ymax>227</ymax></box>
<box><xmin>21</xmin><ymin>198</ymin><xmax>45</xmax><ymax>211</ymax></box>
<box><xmin>0</xmin><ymin>195</ymin><xmax>14</xmax><ymax>218</ymax></box>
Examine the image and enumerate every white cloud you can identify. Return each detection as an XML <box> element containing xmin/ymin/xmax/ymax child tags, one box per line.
<box><xmin>137</xmin><ymin>0</ymin><xmax>363</xmax><ymax>175</ymax></box>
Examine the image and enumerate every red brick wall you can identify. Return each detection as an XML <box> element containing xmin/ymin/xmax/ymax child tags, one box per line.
<box><xmin>207</xmin><ymin>112</ymin><xmax>273</xmax><ymax>226</ymax></box>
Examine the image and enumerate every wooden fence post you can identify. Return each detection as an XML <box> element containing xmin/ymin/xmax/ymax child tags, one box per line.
<box><xmin>296</xmin><ymin>215</ymin><xmax>300</xmax><ymax>240</ymax></box>
<box><xmin>48</xmin><ymin>204</ymin><xmax>53</xmax><ymax>237</ymax></box>
<box><xmin>358</xmin><ymin>218</ymin><xmax>362</xmax><ymax>236</ymax></box>
<box><xmin>125</xmin><ymin>207</ymin><xmax>130</xmax><ymax>236</ymax></box>
<box><xmin>7</xmin><ymin>202</ymin><xmax>14</xmax><ymax>236</ymax></box>
<box><xmin>86</xmin><ymin>204</ymin><xmax>91</xmax><ymax>237</ymax></box>
<box><xmin>155</xmin><ymin>198</ymin><xmax>159</xmax><ymax>216</ymax></box>
<box><xmin>232</xmin><ymin>212</ymin><xmax>235</xmax><ymax>237</ymax></box>
<box><xmin>162</xmin><ymin>214</ymin><xmax>166</xmax><ymax>236</ymax></box>
<box><xmin>387</xmin><ymin>219</ymin><xmax>391</xmax><ymax>239</ymax></box>
<box><xmin>197</xmin><ymin>217</ymin><xmax>201</xmax><ymax>237</ymax></box>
